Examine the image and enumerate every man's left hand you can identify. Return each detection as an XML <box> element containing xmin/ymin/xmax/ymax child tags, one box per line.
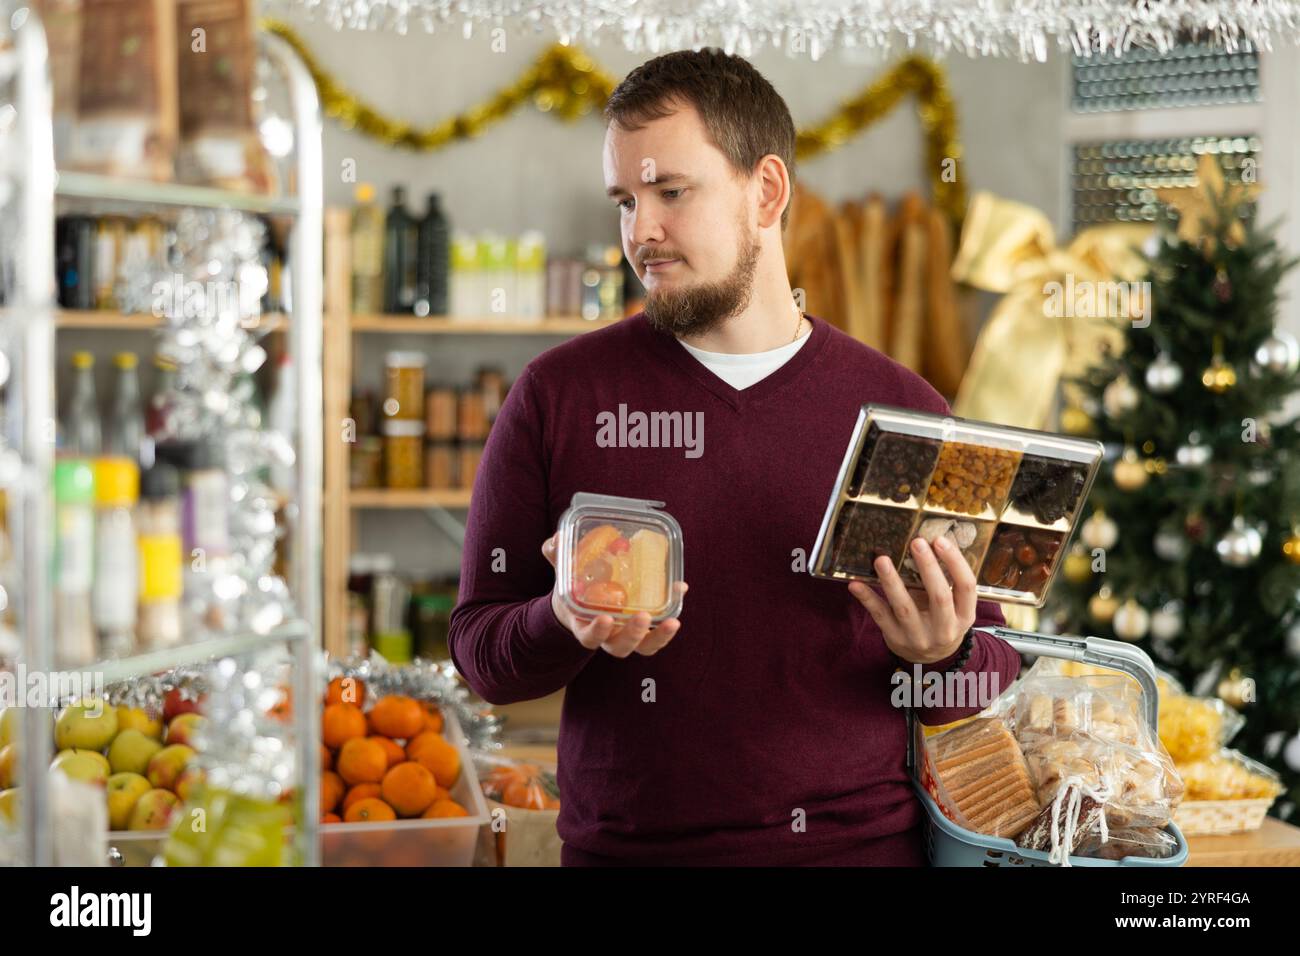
<box><xmin>847</xmin><ymin>535</ymin><xmax>977</xmax><ymax>665</ymax></box>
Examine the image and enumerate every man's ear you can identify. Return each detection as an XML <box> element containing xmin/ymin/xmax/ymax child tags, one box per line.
<box><xmin>755</xmin><ymin>154</ymin><xmax>791</xmax><ymax>230</ymax></box>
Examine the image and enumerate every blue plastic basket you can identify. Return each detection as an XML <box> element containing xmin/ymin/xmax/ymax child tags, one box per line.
<box><xmin>908</xmin><ymin>625</ymin><xmax>1190</xmax><ymax>868</ymax></box>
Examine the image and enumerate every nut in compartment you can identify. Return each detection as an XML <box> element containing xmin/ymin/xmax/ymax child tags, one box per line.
<box><xmin>829</xmin><ymin>501</ymin><xmax>915</xmax><ymax>578</ymax></box>
<box><xmin>900</xmin><ymin>515</ymin><xmax>993</xmax><ymax>586</ymax></box>
<box><xmin>924</xmin><ymin>441</ymin><xmax>1021</xmax><ymax>517</ymax></box>
<box><xmin>979</xmin><ymin>524</ymin><xmax>1065</xmax><ymax>597</ymax></box>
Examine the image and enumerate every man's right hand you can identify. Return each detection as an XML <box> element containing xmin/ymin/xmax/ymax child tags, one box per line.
<box><xmin>541</xmin><ymin>532</ymin><xmax>687</xmax><ymax>657</ymax></box>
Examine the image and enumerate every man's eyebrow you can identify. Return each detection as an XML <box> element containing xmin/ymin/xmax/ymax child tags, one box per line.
<box><xmin>606</xmin><ymin>172</ymin><xmax>690</xmax><ymax>197</ymax></box>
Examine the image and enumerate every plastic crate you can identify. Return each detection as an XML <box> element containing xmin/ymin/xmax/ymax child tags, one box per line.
<box><xmin>908</xmin><ymin>625</ymin><xmax>1189</xmax><ymax>867</ymax></box>
<box><xmin>321</xmin><ymin>708</ymin><xmax>489</xmax><ymax>866</ymax></box>
<box><xmin>106</xmin><ymin>709</ymin><xmax>488</xmax><ymax>867</ymax></box>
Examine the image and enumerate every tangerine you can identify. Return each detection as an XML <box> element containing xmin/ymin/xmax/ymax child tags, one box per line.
<box><xmin>325</xmin><ymin>676</ymin><xmax>367</xmax><ymax>708</ymax></box>
<box><xmin>369</xmin><ymin>735</ymin><xmax>406</xmax><ymax>769</ymax></box>
<box><xmin>322</xmin><ymin>703</ymin><xmax>367</xmax><ymax>750</ymax></box>
<box><xmin>321</xmin><ymin>771</ymin><xmax>345</xmax><ymax>814</ymax></box>
<box><xmin>422</xmin><ymin>799</ymin><xmax>468</xmax><ymax>818</ymax></box>
<box><xmin>412</xmin><ymin>733</ymin><xmax>461</xmax><ymax>787</ymax></box>
<box><xmin>368</xmin><ymin>695</ymin><xmax>424</xmax><ymax>740</ymax></box>
<box><xmin>336</xmin><ymin>737</ymin><xmax>388</xmax><ymax>786</ymax></box>
<box><xmin>342</xmin><ymin>782</ymin><xmax>382</xmax><ymax>814</ymax></box>
<box><xmin>344</xmin><ymin>797</ymin><xmax>396</xmax><ymax>823</ymax></box>
<box><xmin>381</xmin><ymin>762</ymin><xmax>437</xmax><ymax>817</ymax></box>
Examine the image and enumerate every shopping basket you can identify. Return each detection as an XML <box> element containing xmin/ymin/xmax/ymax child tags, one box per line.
<box><xmin>907</xmin><ymin>624</ymin><xmax>1189</xmax><ymax>867</ymax></box>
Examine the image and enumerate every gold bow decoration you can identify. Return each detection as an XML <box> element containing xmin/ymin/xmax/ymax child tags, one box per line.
<box><xmin>259</xmin><ymin>18</ymin><xmax>966</xmax><ymax>226</ymax></box>
<box><xmin>950</xmin><ymin>192</ymin><xmax>1154</xmax><ymax>430</ymax></box>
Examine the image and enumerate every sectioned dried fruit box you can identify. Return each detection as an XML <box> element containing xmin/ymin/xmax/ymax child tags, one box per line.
<box><xmin>809</xmin><ymin>405</ymin><xmax>1103</xmax><ymax>607</ymax></box>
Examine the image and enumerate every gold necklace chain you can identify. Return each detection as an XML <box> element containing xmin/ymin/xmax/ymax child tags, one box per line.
<box><xmin>793</xmin><ymin>305</ymin><xmax>806</xmax><ymax>343</ymax></box>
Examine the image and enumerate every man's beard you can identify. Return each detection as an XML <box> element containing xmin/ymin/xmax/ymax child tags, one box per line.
<box><xmin>641</xmin><ymin>221</ymin><xmax>761</xmax><ymax>338</ymax></box>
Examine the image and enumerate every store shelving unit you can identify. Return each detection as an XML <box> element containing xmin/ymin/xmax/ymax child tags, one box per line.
<box><xmin>3</xmin><ymin>13</ymin><xmax>323</xmax><ymax>866</ymax></box>
<box><xmin>319</xmin><ymin>211</ymin><xmax>620</xmax><ymax>656</ymax></box>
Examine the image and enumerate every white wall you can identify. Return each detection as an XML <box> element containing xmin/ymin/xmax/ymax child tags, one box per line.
<box><xmin>280</xmin><ymin>14</ymin><xmax>1071</xmax><ymax>577</ymax></box>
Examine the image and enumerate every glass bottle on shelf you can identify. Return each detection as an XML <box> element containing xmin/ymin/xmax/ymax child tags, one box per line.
<box><xmin>350</xmin><ymin>183</ymin><xmax>385</xmax><ymax>315</ymax></box>
<box><xmin>63</xmin><ymin>350</ymin><xmax>102</xmax><ymax>457</ymax></box>
<box><xmin>92</xmin><ymin>457</ymin><xmax>139</xmax><ymax>660</ymax></box>
<box><xmin>145</xmin><ymin>356</ymin><xmax>177</xmax><ymax>441</ymax></box>
<box><xmin>383</xmin><ymin>186</ymin><xmax>418</xmax><ymax>314</ymax></box>
<box><xmin>137</xmin><ymin>463</ymin><xmax>183</xmax><ymax>650</ymax></box>
<box><xmin>415</xmin><ymin>192</ymin><xmax>449</xmax><ymax>317</ymax></box>
<box><xmin>105</xmin><ymin>351</ymin><xmax>144</xmax><ymax>463</ymax></box>
<box><xmin>54</xmin><ymin>459</ymin><xmax>96</xmax><ymax>668</ymax></box>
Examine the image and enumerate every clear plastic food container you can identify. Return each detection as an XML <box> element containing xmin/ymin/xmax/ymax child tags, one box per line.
<box><xmin>556</xmin><ymin>492</ymin><xmax>684</xmax><ymax>623</ymax></box>
<box><xmin>810</xmin><ymin>405</ymin><xmax>1103</xmax><ymax>606</ymax></box>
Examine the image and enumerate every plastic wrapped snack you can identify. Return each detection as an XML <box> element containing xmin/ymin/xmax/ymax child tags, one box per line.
<box><xmin>1158</xmin><ymin>693</ymin><xmax>1246</xmax><ymax>764</ymax></box>
<box><xmin>1077</xmin><ymin>825</ymin><xmax>1180</xmax><ymax>861</ymax></box>
<box><xmin>1014</xmin><ymin>674</ymin><xmax>1184</xmax><ymax>831</ymax></box>
<box><xmin>1177</xmin><ymin>749</ymin><xmax>1284</xmax><ymax>801</ymax></box>
<box><xmin>922</xmin><ymin>717</ymin><xmax>1041</xmax><ymax>839</ymax></box>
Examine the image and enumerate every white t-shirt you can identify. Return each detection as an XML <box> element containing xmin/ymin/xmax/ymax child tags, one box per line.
<box><xmin>677</xmin><ymin>327</ymin><xmax>811</xmax><ymax>391</ymax></box>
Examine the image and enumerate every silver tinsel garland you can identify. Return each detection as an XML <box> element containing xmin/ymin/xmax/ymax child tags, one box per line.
<box><xmin>116</xmin><ymin>208</ymin><xmax>297</xmax><ymax>639</ymax></box>
<box><xmin>326</xmin><ymin>656</ymin><xmax>504</xmax><ymax>751</ymax></box>
<box><xmin>273</xmin><ymin>0</ymin><xmax>1300</xmax><ymax>61</ymax></box>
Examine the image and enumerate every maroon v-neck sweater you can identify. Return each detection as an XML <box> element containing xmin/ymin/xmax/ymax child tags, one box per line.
<box><xmin>449</xmin><ymin>312</ymin><xmax>1021</xmax><ymax>864</ymax></box>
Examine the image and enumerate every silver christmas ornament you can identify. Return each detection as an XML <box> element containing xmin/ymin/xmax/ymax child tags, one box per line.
<box><xmin>1113</xmin><ymin>599</ymin><xmax>1150</xmax><ymax>641</ymax></box>
<box><xmin>1145</xmin><ymin>353</ymin><xmax>1183</xmax><ymax>393</ymax></box>
<box><xmin>1285</xmin><ymin>734</ymin><xmax>1300</xmax><ymax>773</ymax></box>
<box><xmin>1215</xmin><ymin>515</ymin><xmax>1263</xmax><ymax>568</ymax></box>
<box><xmin>1153</xmin><ymin>527</ymin><xmax>1188</xmax><ymax>561</ymax></box>
<box><xmin>1081</xmin><ymin>510</ymin><xmax>1118</xmax><ymax>550</ymax></box>
<box><xmin>1286</xmin><ymin>621</ymin><xmax>1300</xmax><ymax>660</ymax></box>
<box><xmin>1102</xmin><ymin>375</ymin><xmax>1140</xmax><ymax>419</ymax></box>
<box><xmin>1251</xmin><ymin>330</ymin><xmax>1300</xmax><ymax>376</ymax></box>
<box><xmin>1150</xmin><ymin>601</ymin><xmax>1183</xmax><ymax>640</ymax></box>
<box><xmin>1175</xmin><ymin>440</ymin><xmax>1212</xmax><ymax>467</ymax></box>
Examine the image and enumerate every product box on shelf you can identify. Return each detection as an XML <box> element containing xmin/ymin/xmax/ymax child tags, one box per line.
<box><xmin>809</xmin><ymin>405</ymin><xmax>1104</xmax><ymax>607</ymax></box>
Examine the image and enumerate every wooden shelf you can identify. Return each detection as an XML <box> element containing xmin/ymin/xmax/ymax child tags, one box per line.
<box><xmin>51</xmin><ymin>309</ymin><xmax>287</xmax><ymax>332</ymax></box>
<box><xmin>349</xmin><ymin>487</ymin><xmax>473</xmax><ymax>509</ymax></box>
<box><xmin>350</xmin><ymin>314</ymin><xmax>618</xmax><ymax>335</ymax></box>
<box><xmin>55</xmin><ymin>170</ymin><xmax>300</xmax><ymax>216</ymax></box>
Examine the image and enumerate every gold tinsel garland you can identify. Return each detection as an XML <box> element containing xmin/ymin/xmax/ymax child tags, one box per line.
<box><xmin>260</xmin><ymin>18</ymin><xmax>967</xmax><ymax>223</ymax></box>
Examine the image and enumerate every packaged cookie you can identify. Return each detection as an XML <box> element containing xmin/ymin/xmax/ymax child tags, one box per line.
<box><xmin>555</xmin><ymin>492</ymin><xmax>684</xmax><ymax>624</ymax></box>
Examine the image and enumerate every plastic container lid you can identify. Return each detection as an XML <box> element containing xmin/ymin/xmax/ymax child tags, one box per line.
<box><xmin>54</xmin><ymin>459</ymin><xmax>95</xmax><ymax>504</ymax></box>
<box><xmin>114</xmin><ymin>352</ymin><xmax>138</xmax><ymax>370</ymax></box>
<box><xmin>94</xmin><ymin>457</ymin><xmax>140</xmax><ymax>506</ymax></box>
<box><xmin>556</xmin><ymin>492</ymin><xmax>684</xmax><ymax>624</ymax></box>
<box><xmin>71</xmin><ymin>351</ymin><xmax>94</xmax><ymax>370</ymax></box>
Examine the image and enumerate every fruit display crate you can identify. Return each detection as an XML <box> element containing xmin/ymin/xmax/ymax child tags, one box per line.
<box><xmin>105</xmin><ymin>709</ymin><xmax>490</xmax><ymax>867</ymax></box>
<box><xmin>320</xmin><ymin>708</ymin><xmax>490</xmax><ymax>867</ymax></box>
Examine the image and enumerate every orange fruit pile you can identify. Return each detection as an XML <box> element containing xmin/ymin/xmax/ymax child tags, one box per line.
<box><xmin>319</xmin><ymin>679</ymin><xmax>467</xmax><ymax>825</ymax></box>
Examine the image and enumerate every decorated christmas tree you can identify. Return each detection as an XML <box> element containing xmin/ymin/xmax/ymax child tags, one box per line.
<box><xmin>1051</xmin><ymin>152</ymin><xmax>1300</xmax><ymax>824</ymax></box>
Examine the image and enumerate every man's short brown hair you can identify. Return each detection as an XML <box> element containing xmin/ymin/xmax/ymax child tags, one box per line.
<box><xmin>604</xmin><ymin>49</ymin><xmax>797</xmax><ymax>231</ymax></box>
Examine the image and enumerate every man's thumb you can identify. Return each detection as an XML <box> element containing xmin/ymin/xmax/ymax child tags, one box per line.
<box><xmin>541</xmin><ymin>533</ymin><xmax>558</xmax><ymax>568</ymax></box>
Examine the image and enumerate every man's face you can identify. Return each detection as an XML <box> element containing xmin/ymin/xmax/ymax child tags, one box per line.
<box><xmin>603</xmin><ymin>102</ymin><xmax>761</xmax><ymax>338</ymax></box>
